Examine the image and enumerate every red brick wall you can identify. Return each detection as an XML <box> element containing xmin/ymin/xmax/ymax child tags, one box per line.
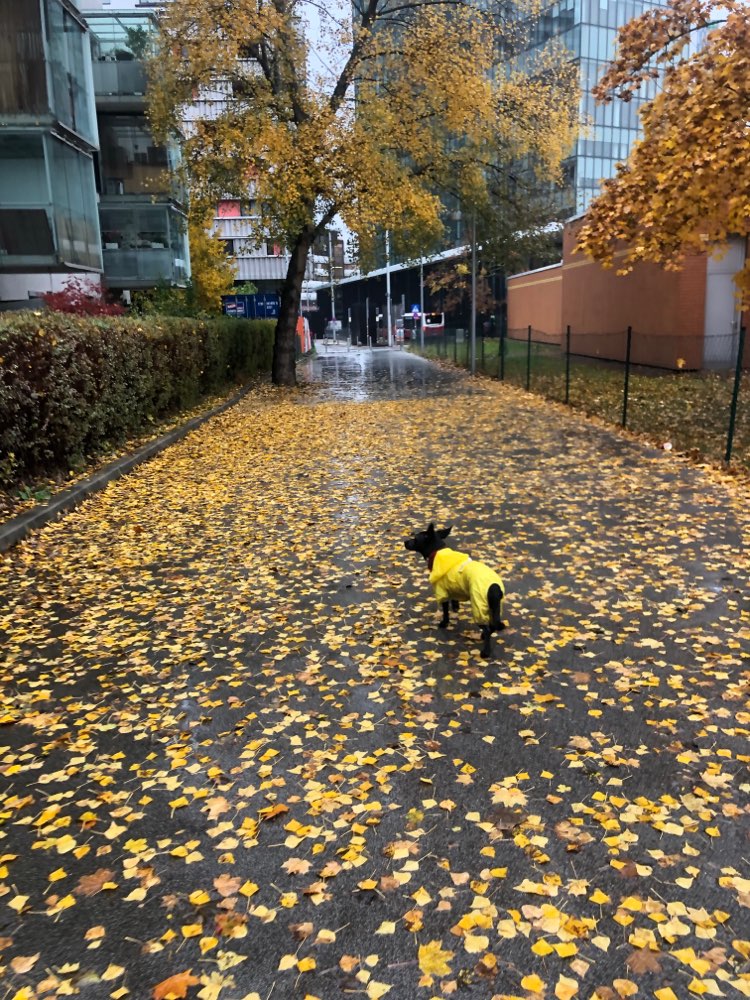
<box><xmin>558</xmin><ymin>221</ymin><xmax>708</xmax><ymax>369</ymax></box>
<box><xmin>506</xmin><ymin>264</ymin><xmax>562</xmax><ymax>341</ymax></box>
<box><xmin>506</xmin><ymin>223</ymin><xmax>748</xmax><ymax>370</ymax></box>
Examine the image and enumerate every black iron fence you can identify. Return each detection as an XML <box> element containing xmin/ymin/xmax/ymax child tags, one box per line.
<box><xmin>411</xmin><ymin>325</ymin><xmax>749</xmax><ymax>470</ymax></box>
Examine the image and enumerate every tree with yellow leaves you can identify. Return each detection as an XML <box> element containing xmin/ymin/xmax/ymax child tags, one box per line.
<box><xmin>149</xmin><ymin>0</ymin><xmax>578</xmax><ymax>384</ymax></box>
<box><xmin>187</xmin><ymin>214</ymin><xmax>236</xmax><ymax>314</ymax></box>
<box><xmin>425</xmin><ymin>261</ymin><xmax>496</xmax><ymax>318</ymax></box>
<box><xmin>577</xmin><ymin>0</ymin><xmax>750</xmax><ymax>303</ymax></box>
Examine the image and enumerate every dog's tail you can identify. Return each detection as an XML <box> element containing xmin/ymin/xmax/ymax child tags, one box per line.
<box><xmin>488</xmin><ymin>584</ymin><xmax>505</xmax><ymax>633</ymax></box>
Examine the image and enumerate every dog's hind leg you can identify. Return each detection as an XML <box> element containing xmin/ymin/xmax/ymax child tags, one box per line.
<box><xmin>438</xmin><ymin>601</ymin><xmax>451</xmax><ymax>629</ymax></box>
<box><xmin>451</xmin><ymin>600</ymin><xmax>460</xmax><ymax>612</ymax></box>
<box><xmin>488</xmin><ymin>584</ymin><xmax>505</xmax><ymax>634</ymax></box>
<box><xmin>480</xmin><ymin>624</ymin><xmax>492</xmax><ymax>658</ymax></box>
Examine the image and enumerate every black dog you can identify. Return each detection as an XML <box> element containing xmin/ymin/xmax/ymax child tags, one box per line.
<box><xmin>404</xmin><ymin>524</ymin><xmax>505</xmax><ymax>657</ymax></box>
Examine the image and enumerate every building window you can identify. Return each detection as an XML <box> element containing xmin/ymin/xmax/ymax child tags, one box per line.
<box><xmin>45</xmin><ymin>0</ymin><xmax>97</xmax><ymax>143</ymax></box>
<box><xmin>49</xmin><ymin>136</ymin><xmax>102</xmax><ymax>269</ymax></box>
<box><xmin>0</xmin><ymin>0</ymin><xmax>47</xmax><ymax>115</ymax></box>
<box><xmin>100</xmin><ymin>204</ymin><xmax>171</xmax><ymax>251</ymax></box>
<box><xmin>89</xmin><ymin>14</ymin><xmax>153</xmax><ymax>62</ymax></box>
<box><xmin>217</xmin><ymin>200</ymin><xmax>242</xmax><ymax>218</ymax></box>
<box><xmin>98</xmin><ymin>114</ymin><xmax>170</xmax><ymax>196</ymax></box>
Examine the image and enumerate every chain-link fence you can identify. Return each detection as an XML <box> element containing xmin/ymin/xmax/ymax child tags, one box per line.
<box><xmin>411</xmin><ymin>325</ymin><xmax>749</xmax><ymax>470</ymax></box>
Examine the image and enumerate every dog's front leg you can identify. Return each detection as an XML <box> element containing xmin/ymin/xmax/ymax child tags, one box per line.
<box><xmin>451</xmin><ymin>600</ymin><xmax>460</xmax><ymax>612</ymax></box>
<box><xmin>480</xmin><ymin>625</ymin><xmax>492</xmax><ymax>658</ymax></box>
<box><xmin>438</xmin><ymin>601</ymin><xmax>450</xmax><ymax>629</ymax></box>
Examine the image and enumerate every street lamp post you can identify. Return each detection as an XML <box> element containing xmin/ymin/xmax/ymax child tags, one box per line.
<box><xmin>419</xmin><ymin>258</ymin><xmax>425</xmax><ymax>351</ymax></box>
<box><xmin>327</xmin><ymin>226</ymin><xmax>336</xmax><ymax>341</ymax></box>
<box><xmin>470</xmin><ymin>210</ymin><xmax>477</xmax><ymax>375</ymax></box>
<box><xmin>385</xmin><ymin>229</ymin><xmax>393</xmax><ymax>347</ymax></box>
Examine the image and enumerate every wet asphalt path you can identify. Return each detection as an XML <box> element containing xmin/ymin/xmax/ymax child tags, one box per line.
<box><xmin>0</xmin><ymin>345</ymin><xmax>748</xmax><ymax>1000</ymax></box>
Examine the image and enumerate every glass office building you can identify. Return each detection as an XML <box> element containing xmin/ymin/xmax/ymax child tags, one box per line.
<box><xmin>524</xmin><ymin>0</ymin><xmax>663</xmax><ymax>217</ymax></box>
<box><xmin>0</xmin><ymin>0</ymin><xmax>103</xmax><ymax>294</ymax></box>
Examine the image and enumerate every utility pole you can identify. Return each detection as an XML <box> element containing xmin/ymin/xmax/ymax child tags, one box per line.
<box><xmin>327</xmin><ymin>226</ymin><xmax>336</xmax><ymax>329</ymax></box>
<box><xmin>470</xmin><ymin>210</ymin><xmax>477</xmax><ymax>375</ymax></box>
<box><xmin>385</xmin><ymin>229</ymin><xmax>393</xmax><ymax>347</ymax></box>
<box><xmin>419</xmin><ymin>258</ymin><xmax>425</xmax><ymax>350</ymax></box>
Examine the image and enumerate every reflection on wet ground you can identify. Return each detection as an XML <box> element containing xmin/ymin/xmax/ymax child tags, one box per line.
<box><xmin>298</xmin><ymin>343</ymin><xmax>480</xmax><ymax>402</ymax></box>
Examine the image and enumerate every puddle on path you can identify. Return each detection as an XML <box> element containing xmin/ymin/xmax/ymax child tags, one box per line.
<box><xmin>297</xmin><ymin>344</ymin><xmax>482</xmax><ymax>403</ymax></box>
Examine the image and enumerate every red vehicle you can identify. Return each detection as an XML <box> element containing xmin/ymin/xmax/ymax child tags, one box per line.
<box><xmin>401</xmin><ymin>312</ymin><xmax>444</xmax><ymax>340</ymax></box>
<box><xmin>422</xmin><ymin>311</ymin><xmax>445</xmax><ymax>337</ymax></box>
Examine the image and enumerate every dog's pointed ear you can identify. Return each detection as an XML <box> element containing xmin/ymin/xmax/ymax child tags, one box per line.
<box><xmin>426</xmin><ymin>522</ymin><xmax>436</xmax><ymax>538</ymax></box>
<box><xmin>437</xmin><ymin>524</ymin><xmax>453</xmax><ymax>539</ymax></box>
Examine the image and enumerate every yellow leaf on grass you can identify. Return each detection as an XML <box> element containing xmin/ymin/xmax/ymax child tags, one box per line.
<box><xmin>239</xmin><ymin>881</ymin><xmax>259</xmax><ymax>898</ymax></box>
<box><xmin>278</xmin><ymin>954</ymin><xmax>296</xmax><ymax>971</ymax></box>
<box><xmin>297</xmin><ymin>957</ymin><xmax>316</xmax><ymax>972</ymax></box>
<box><xmin>181</xmin><ymin>923</ymin><xmax>202</xmax><ymax>939</ymax></box>
<box><xmin>655</xmin><ymin>990</ymin><xmax>680</xmax><ymax>1000</ymax></box>
<box><xmin>189</xmin><ymin>890</ymin><xmax>211</xmax><ymax>906</ymax></box>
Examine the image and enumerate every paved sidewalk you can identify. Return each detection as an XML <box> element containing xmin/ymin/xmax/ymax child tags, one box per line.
<box><xmin>0</xmin><ymin>351</ymin><xmax>748</xmax><ymax>1000</ymax></box>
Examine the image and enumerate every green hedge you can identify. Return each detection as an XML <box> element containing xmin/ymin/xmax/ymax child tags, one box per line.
<box><xmin>0</xmin><ymin>312</ymin><xmax>274</xmax><ymax>485</ymax></box>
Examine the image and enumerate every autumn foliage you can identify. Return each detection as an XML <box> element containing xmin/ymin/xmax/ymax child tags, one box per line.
<box><xmin>0</xmin><ymin>313</ymin><xmax>273</xmax><ymax>483</ymax></box>
<box><xmin>187</xmin><ymin>213</ymin><xmax>236</xmax><ymax>314</ymax></box>
<box><xmin>42</xmin><ymin>277</ymin><xmax>125</xmax><ymax>317</ymax></box>
<box><xmin>577</xmin><ymin>0</ymin><xmax>750</xmax><ymax>304</ymax></box>
<box><xmin>148</xmin><ymin>0</ymin><xmax>578</xmax><ymax>385</ymax></box>
<box><xmin>424</xmin><ymin>262</ymin><xmax>497</xmax><ymax>319</ymax></box>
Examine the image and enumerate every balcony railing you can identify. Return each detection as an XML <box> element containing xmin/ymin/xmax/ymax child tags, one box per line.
<box><xmin>102</xmin><ymin>247</ymin><xmax>188</xmax><ymax>286</ymax></box>
<box><xmin>93</xmin><ymin>60</ymin><xmax>148</xmax><ymax>99</ymax></box>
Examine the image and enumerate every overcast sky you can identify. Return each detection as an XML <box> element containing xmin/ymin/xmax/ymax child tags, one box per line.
<box><xmin>300</xmin><ymin>0</ymin><xmax>350</xmax><ymax>89</ymax></box>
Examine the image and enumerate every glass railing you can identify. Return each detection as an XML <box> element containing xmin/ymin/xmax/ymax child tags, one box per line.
<box><xmin>102</xmin><ymin>246</ymin><xmax>186</xmax><ymax>284</ymax></box>
<box><xmin>92</xmin><ymin>60</ymin><xmax>148</xmax><ymax>97</ymax></box>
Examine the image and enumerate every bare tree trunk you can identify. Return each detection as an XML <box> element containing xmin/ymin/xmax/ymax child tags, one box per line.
<box><xmin>272</xmin><ymin>231</ymin><xmax>312</xmax><ymax>386</ymax></box>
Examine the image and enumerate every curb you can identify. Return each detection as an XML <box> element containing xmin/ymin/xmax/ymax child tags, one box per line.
<box><xmin>0</xmin><ymin>383</ymin><xmax>254</xmax><ymax>555</ymax></box>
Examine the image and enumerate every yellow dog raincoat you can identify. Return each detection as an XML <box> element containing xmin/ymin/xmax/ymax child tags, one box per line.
<box><xmin>429</xmin><ymin>548</ymin><xmax>505</xmax><ymax>624</ymax></box>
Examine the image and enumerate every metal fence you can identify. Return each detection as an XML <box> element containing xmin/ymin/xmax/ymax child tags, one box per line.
<box><xmin>413</xmin><ymin>325</ymin><xmax>749</xmax><ymax>469</ymax></box>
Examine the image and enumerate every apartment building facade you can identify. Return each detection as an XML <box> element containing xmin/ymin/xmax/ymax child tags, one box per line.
<box><xmin>0</xmin><ymin>0</ymin><xmax>103</xmax><ymax>307</ymax></box>
<box><xmin>78</xmin><ymin>0</ymin><xmax>190</xmax><ymax>295</ymax></box>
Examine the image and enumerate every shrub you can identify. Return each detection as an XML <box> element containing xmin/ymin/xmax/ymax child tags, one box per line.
<box><xmin>0</xmin><ymin>312</ymin><xmax>274</xmax><ymax>486</ymax></box>
<box><xmin>42</xmin><ymin>277</ymin><xmax>126</xmax><ymax>316</ymax></box>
